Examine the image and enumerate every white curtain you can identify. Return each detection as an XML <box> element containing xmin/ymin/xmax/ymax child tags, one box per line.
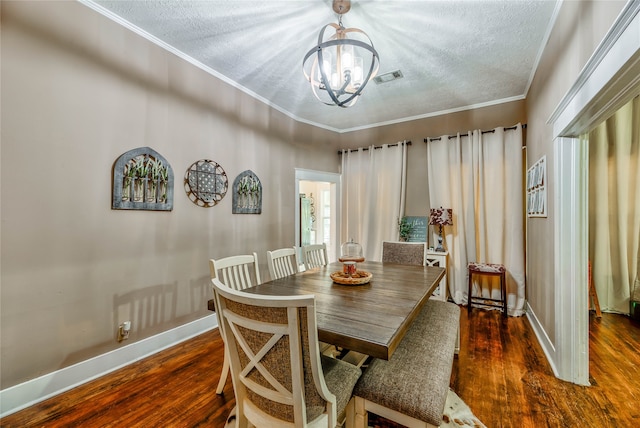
<box><xmin>426</xmin><ymin>125</ymin><xmax>525</xmax><ymax>316</ymax></box>
<box><xmin>341</xmin><ymin>143</ymin><xmax>408</xmax><ymax>261</ymax></box>
<box><xmin>589</xmin><ymin>96</ymin><xmax>640</xmax><ymax>314</ymax></box>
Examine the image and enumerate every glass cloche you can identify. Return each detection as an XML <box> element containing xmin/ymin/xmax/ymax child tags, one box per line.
<box><xmin>339</xmin><ymin>238</ymin><xmax>365</xmax><ymax>263</ymax></box>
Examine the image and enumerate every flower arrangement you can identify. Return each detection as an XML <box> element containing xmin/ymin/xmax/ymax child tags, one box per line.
<box><xmin>122</xmin><ymin>156</ymin><xmax>168</xmax><ymax>203</ymax></box>
<box><xmin>237</xmin><ymin>175</ymin><xmax>260</xmax><ymax>208</ymax></box>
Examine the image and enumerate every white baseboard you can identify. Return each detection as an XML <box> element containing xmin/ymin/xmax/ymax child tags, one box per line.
<box><xmin>0</xmin><ymin>314</ymin><xmax>218</xmax><ymax>418</ymax></box>
<box><xmin>525</xmin><ymin>302</ymin><xmax>559</xmax><ymax>378</ymax></box>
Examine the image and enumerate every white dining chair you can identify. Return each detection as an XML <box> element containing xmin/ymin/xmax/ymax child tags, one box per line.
<box><xmin>211</xmin><ymin>278</ymin><xmax>361</xmax><ymax>428</ymax></box>
<box><xmin>268</xmin><ymin>245</ymin><xmax>338</xmax><ymax>357</ymax></box>
<box><xmin>266</xmin><ymin>247</ymin><xmax>299</xmax><ymax>280</ymax></box>
<box><xmin>302</xmin><ymin>243</ymin><xmax>328</xmax><ymax>271</ymax></box>
<box><xmin>209</xmin><ymin>253</ymin><xmax>262</xmax><ymax>395</ymax></box>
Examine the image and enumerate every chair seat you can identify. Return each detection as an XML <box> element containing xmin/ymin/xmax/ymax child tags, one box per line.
<box><xmin>320</xmin><ymin>355</ymin><xmax>362</xmax><ymax>424</ymax></box>
<box><xmin>468</xmin><ymin>262</ymin><xmax>505</xmax><ymax>273</ymax></box>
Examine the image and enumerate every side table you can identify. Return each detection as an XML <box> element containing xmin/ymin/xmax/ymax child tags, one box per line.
<box><xmin>426</xmin><ymin>250</ymin><xmax>458</xmax><ymax>353</ymax></box>
<box><xmin>426</xmin><ymin>250</ymin><xmax>448</xmax><ymax>301</ymax></box>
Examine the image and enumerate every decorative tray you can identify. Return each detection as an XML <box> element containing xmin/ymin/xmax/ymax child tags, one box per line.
<box><xmin>330</xmin><ymin>270</ymin><xmax>372</xmax><ymax>285</ymax></box>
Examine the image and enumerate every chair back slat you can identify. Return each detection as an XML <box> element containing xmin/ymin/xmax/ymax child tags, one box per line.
<box><xmin>267</xmin><ymin>247</ymin><xmax>299</xmax><ymax>280</ymax></box>
<box><xmin>209</xmin><ymin>253</ymin><xmax>261</xmax><ymax>291</ymax></box>
<box><xmin>302</xmin><ymin>244</ymin><xmax>328</xmax><ymax>271</ymax></box>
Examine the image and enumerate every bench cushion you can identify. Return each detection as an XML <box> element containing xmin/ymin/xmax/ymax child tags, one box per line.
<box><xmin>353</xmin><ymin>300</ymin><xmax>460</xmax><ymax>426</ymax></box>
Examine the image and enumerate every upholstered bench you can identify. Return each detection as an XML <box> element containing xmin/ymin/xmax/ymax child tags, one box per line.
<box><xmin>346</xmin><ymin>300</ymin><xmax>460</xmax><ymax>428</ymax></box>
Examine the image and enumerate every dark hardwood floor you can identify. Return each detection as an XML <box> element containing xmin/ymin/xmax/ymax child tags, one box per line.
<box><xmin>2</xmin><ymin>308</ymin><xmax>639</xmax><ymax>427</ymax></box>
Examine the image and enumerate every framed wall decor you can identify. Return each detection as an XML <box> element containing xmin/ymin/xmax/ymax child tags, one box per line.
<box><xmin>112</xmin><ymin>147</ymin><xmax>174</xmax><ymax>211</ymax></box>
<box><xmin>404</xmin><ymin>216</ymin><xmax>427</xmax><ymax>243</ymax></box>
<box><xmin>232</xmin><ymin>170</ymin><xmax>262</xmax><ymax>214</ymax></box>
<box><xmin>527</xmin><ymin>155</ymin><xmax>546</xmax><ymax>217</ymax></box>
<box><xmin>184</xmin><ymin>159</ymin><xmax>228</xmax><ymax>207</ymax></box>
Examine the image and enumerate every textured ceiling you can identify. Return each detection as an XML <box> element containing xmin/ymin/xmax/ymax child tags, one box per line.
<box><xmin>85</xmin><ymin>0</ymin><xmax>559</xmax><ymax>132</ymax></box>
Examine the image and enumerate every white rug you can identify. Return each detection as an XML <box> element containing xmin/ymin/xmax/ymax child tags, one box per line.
<box><xmin>441</xmin><ymin>388</ymin><xmax>487</xmax><ymax>428</ymax></box>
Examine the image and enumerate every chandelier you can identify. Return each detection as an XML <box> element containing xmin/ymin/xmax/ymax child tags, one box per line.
<box><xmin>302</xmin><ymin>0</ymin><xmax>379</xmax><ymax>108</ymax></box>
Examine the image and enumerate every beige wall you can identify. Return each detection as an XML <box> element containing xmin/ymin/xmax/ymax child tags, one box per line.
<box><xmin>0</xmin><ymin>1</ymin><xmax>527</xmax><ymax>390</ymax></box>
<box><xmin>525</xmin><ymin>0</ymin><xmax>626</xmax><ymax>346</ymax></box>
<box><xmin>336</xmin><ymin>101</ymin><xmax>527</xmax><ymax>216</ymax></box>
<box><xmin>3</xmin><ymin>0</ymin><xmax>624</xmax><ymax>393</ymax></box>
<box><xmin>0</xmin><ymin>1</ymin><xmax>339</xmax><ymax>388</ymax></box>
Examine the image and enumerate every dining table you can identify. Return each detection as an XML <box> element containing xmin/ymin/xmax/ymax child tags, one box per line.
<box><xmin>242</xmin><ymin>260</ymin><xmax>445</xmax><ymax>360</ymax></box>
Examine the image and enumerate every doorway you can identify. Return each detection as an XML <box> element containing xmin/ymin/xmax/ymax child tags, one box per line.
<box><xmin>295</xmin><ymin>169</ymin><xmax>341</xmax><ymax>262</ymax></box>
<box><xmin>548</xmin><ymin>1</ymin><xmax>640</xmax><ymax>385</ymax></box>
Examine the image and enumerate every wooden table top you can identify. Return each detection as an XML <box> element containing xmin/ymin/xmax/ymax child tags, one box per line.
<box><xmin>243</xmin><ymin>261</ymin><xmax>445</xmax><ymax>360</ymax></box>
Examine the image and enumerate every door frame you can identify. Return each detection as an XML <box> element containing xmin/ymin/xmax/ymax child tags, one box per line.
<box><xmin>546</xmin><ymin>1</ymin><xmax>640</xmax><ymax>385</ymax></box>
<box><xmin>295</xmin><ymin>169</ymin><xmax>341</xmax><ymax>260</ymax></box>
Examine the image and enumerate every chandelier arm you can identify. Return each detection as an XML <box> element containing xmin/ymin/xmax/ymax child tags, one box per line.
<box><xmin>303</xmin><ymin>23</ymin><xmax>342</xmax><ymax>93</ymax></box>
<box><xmin>317</xmin><ymin>23</ymin><xmax>341</xmax><ymax>45</ymax></box>
<box><xmin>302</xmin><ymin>38</ymin><xmax>379</xmax><ymax>85</ymax></box>
<box><xmin>317</xmin><ymin>48</ymin><xmax>333</xmax><ymax>94</ymax></box>
<box><xmin>324</xmin><ymin>72</ymin><xmax>344</xmax><ymax>106</ymax></box>
<box><xmin>333</xmin><ymin>53</ymin><xmax>379</xmax><ymax>107</ymax></box>
<box><xmin>318</xmin><ymin>38</ymin><xmax>377</xmax><ymax>52</ymax></box>
<box><xmin>302</xmin><ymin>46</ymin><xmax>330</xmax><ymax>92</ymax></box>
<box><xmin>338</xmin><ymin>71</ymin><xmax>351</xmax><ymax>95</ymax></box>
<box><xmin>303</xmin><ymin>50</ymin><xmax>342</xmax><ymax>106</ymax></box>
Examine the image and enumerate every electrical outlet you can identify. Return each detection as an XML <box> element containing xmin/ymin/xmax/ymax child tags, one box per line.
<box><xmin>117</xmin><ymin>321</ymin><xmax>131</xmax><ymax>342</ymax></box>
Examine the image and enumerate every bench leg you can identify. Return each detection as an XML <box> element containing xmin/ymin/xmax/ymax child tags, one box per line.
<box><xmin>353</xmin><ymin>396</ymin><xmax>367</xmax><ymax>428</ymax></box>
<box><xmin>356</xmin><ymin>396</ymin><xmax>436</xmax><ymax>427</ymax></box>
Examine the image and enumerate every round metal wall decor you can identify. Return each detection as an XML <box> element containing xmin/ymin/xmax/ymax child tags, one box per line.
<box><xmin>184</xmin><ymin>159</ymin><xmax>228</xmax><ymax>207</ymax></box>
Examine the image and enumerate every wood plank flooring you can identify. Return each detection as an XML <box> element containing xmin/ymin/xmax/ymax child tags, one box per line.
<box><xmin>451</xmin><ymin>309</ymin><xmax>640</xmax><ymax>427</ymax></box>
<box><xmin>2</xmin><ymin>308</ymin><xmax>639</xmax><ymax>427</ymax></box>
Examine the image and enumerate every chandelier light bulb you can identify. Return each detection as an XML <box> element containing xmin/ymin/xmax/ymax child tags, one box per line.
<box><xmin>331</xmin><ymin>72</ymin><xmax>339</xmax><ymax>88</ymax></box>
<box><xmin>322</xmin><ymin>55</ymin><xmax>332</xmax><ymax>77</ymax></box>
<box><xmin>353</xmin><ymin>57</ymin><xmax>364</xmax><ymax>86</ymax></box>
<box><xmin>341</xmin><ymin>47</ymin><xmax>354</xmax><ymax>71</ymax></box>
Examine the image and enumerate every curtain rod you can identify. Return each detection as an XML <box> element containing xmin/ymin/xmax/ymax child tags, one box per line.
<box><xmin>337</xmin><ymin>140</ymin><xmax>412</xmax><ymax>155</ymax></box>
<box><xmin>422</xmin><ymin>124</ymin><xmax>527</xmax><ymax>142</ymax></box>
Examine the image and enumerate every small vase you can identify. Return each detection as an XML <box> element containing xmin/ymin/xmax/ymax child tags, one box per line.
<box><xmin>158</xmin><ymin>180</ymin><xmax>167</xmax><ymax>203</ymax></box>
<box><xmin>133</xmin><ymin>178</ymin><xmax>144</xmax><ymax>202</ymax></box>
<box><xmin>122</xmin><ymin>178</ymin><xmax>131</xmax><ymax>202</ymax></box>
<box><xmin>146</xmin><ymin>179</ymin><xmax>157</xmax><ymax>203</ymax></box>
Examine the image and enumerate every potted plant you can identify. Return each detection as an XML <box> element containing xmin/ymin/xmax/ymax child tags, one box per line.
<box><xmin>398</xmin><ymin>217</ymin><xmax>414</xmax><ymax>242</ymax></box>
